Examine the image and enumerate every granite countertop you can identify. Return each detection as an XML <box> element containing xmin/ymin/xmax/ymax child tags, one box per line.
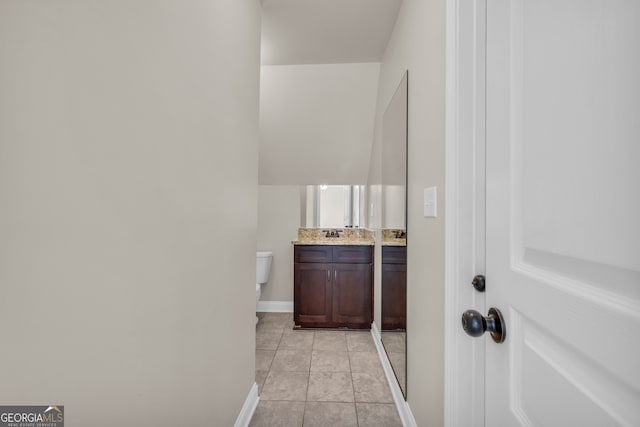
<box><xmin>381</xmin><ymin>229</ymin><xmax>407</xmax><ymax>247</ymax></box>
<box><xmin>292</xmin><ymin>239</ymin><xmax>374</xmax><ymax>246</ymax></box>
<box><xmin>291</xmin><ymin>228</ymin><xmax>374</xmax><ymax>246</ymax></box>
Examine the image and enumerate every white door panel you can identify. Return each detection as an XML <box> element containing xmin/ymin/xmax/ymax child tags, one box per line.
<box><xmin>486</xmin><ymin>0</ymin><xmax>640</xmax><ymax>425</ymax></box>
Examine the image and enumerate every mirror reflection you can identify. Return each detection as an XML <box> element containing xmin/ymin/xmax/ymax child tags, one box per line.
<box><xmin>380</xmin><ymin>71</ymin><xmax>408</xmax><ymax>397</ymax></box>
<box><xmin>301</xmin><ymin>184</ymin><xmax>366</xmax><ymax>228</ymax></box>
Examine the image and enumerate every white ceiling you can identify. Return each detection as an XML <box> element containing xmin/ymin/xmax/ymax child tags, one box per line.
<box><xmin>260</xmin><ymin>0</ymin><xmax>403</xmax><ymax>65</ymax></box>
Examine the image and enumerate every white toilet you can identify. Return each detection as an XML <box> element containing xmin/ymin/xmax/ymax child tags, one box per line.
<box><xmin>256</xmin><ymin>251</ymin><xmax>273</xmax><ymax>323</ymax></box>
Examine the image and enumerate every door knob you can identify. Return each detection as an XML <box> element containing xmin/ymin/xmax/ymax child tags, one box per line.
<box><xmin>461</xmin><ymin>307</ymin><xmax>506</xmax><ymax>343</ymax></box>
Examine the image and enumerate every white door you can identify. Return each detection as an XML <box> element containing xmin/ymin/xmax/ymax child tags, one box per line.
<box><xmin>485</xmin><ymin>0</ymin><xmax>640</xmax><ymax>425</ymax></box>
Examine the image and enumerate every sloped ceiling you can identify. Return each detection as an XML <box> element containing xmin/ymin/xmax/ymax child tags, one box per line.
<box><xmin>259</xmin><ymin>62</ymin><xmax>380</xmax><ymax>184</ymax></box>
<box><xmin>261</xmin><ymin>0</ymin><xmax>402</xmax><ymax>65</ymax></box>
<box><xmin>258</xmin><ymin>0</ymin><xmax>401</xmax><ymax>184</ymax></box>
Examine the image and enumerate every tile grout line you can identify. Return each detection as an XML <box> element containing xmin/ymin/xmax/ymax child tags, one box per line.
<box><xmin>346</xmin><ymin>333</ymin><xmax>360</xmax><ymax>427</ymax></box>
<box><xmin>301</xmin><ymin>330</ymin><xmax>316</xmax><ymax>427</ymax></box>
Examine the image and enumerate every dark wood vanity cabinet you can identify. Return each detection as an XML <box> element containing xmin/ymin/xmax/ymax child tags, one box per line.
<box><xmin>294</xmin><ymin>245</ymin><xmax>373</xmax><ymax>329</ymax></box>
<box><xmin>381</xmin><ymin>245</ymin><xmax>407</xmax><ymax>331</ymax></box>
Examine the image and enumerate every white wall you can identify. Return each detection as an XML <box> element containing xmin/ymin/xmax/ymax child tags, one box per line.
<box><xmin>382</xmin><ymin>185</ymin><xmax>406</xmax><ymax>229</ymax></box>
<box><xmin>259</xmin><ymin>62</ymin><xmax>380</xmax><ymax>184</ymax></box>
<box><xmin>0</xmin><ymin>1</ymin><xmax>261</xmax><ymax>425</ymax></box>
<box><xmin>257</xmin><ymin>185</ymin><xmax>301</xmax><ymax>302</ymax></box>
<box><xmin>371</xmin><ymin>0</ymin><xmax>447</xmax><ymax>425</ymax></box>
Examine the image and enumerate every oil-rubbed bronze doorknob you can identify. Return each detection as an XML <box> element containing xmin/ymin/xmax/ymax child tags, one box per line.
<box><xmin>461</xmin><ymin>307</ymin><xmax>506</xmax><ymax>343</ymax></box>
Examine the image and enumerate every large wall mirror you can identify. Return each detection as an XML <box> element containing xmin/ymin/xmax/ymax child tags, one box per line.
<box><xmin>301</xmin><ymin>185</ymin><xmax>366</xmax><ymax>228</ymax></box>
<box><xmin>381</xmin><ymin>71</ymin><xmax>408</xmax><ymax>397</ymax></box>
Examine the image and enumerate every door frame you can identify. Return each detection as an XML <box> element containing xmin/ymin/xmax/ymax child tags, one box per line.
<box><xmin>444</xmin><ymin>0</ymin><xmax>487</xmax><ymax>425</ymax></box>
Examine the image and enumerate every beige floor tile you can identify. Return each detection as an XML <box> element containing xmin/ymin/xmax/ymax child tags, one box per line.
<box><xmin>348</xmin><ymin>352</ymin><xmax>384</xmax><ymax>374</ymax></box>
<box><xmin>356</xmin><ymin>403</ymin><xmax>403</xmax><ymax>427</ymax></box>
<box><xmin>252</xmin><ymin>316</ymin><xmax>402</xmax><ymax>426</ymax></box>
<box><xmin>310</xmin><ymin>350</ymin><xmax>350</xmax><ymax>372</ymax></box>
<box><xmin>256</xmin><ymin>349</ymin><xmax>275</xmax><ymax>371</ymax></box>
<box><xmin>313</xmin><ymin>331</ymin><xmax>348</xmax><ymax>351</ymax></box>
<box><xmin>281</xmin><ymin>322</ymin><xmax>296</xmax><ymax>331</ymax></box>
<box><xmin>256</xmin><ymin>322</ymin><xmax>285</xmax><ymax>335</ymax></box>
<box><xmin>278</xmin><ymin>330</ymin><xmax>314</xmax><ymax>351</ymax></box>
<box><xmin>303</xmin><ymin>402</ymin><xmax>357</xmax><ymax>427</ymax></box>
<box><xmin>249</xmin><ymin>400</ymin><xmax>305</xmax><ymax>427</ymax></box>
<box><xmin>381</xmin><ymin>331</ymin><xmax>406</xmax><ymax>353</ymax></box>
<box><xmin>256</xmin><ymin>330</ymin><xmax>283</xmax><ymax>351</ymax></box>
<box><xmin>260</xmin><ymin>371</ymin><xmax>309</xmax><ymax>401</ymax></box>
<box><xmin>270</xmin><ymin>349</ymin><xmax>312</xmax><ymax>372</ymax></box>
<box><xmin>346</xmin><ymin>332</ymin><xmax>376</xmax><ymax>352</ymax></box>
<box><xmin>352</xmin><ymin>372</ymin><xmax>393</xmax><ymax>403</ymax></box>
<box><xmin>306</xmin><ymin>371</ymin><xmax>354</xmax><ymax>402</ymax></box>
<box><xmin>259</xmin><ymin>312</ymin><xmax>293</xmax><ymax>326</ymax></box>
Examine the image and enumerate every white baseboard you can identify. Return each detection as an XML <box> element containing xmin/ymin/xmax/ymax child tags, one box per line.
<box><xmin>371</xmin><ymin>322</ymin><xmax>417</xmax><ymax>427</ymax></box>
<box><xmin>257</xmin><ymin>300</ymin><xmax>293</xmax><ymax>313</ymax></box>
<box><xmin>234</xmin><ymin>382</ymin><xmax>259</xmax><ymax>427</ymax></box>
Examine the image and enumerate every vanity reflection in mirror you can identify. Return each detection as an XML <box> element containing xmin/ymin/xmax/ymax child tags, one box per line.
<box><xmin>381</xmin><ymin>71</ymin><xmax>408</xmax><ymax>397</ymax></box>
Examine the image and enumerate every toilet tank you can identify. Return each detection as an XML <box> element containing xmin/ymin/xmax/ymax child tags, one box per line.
<box><xmin>256</xmin><ymin>251</ymin><xmax>273</xmax><ymax>284</ymax></box>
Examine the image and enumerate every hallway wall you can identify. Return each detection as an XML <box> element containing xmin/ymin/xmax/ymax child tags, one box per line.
<box><xmin>0</xmin><ymin>1</ymin><xmax>261</xmax><ymax>425</ymax></box>
<box><xmin>257</xmin><ymin>185</ymin><xmax>301</xmax><ymax>302</ymax></box>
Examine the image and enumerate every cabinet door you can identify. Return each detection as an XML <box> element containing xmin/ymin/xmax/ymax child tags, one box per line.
<box><xmin>294</xmin><ymin>263</ymin><xmax>332</xmax><ymax>325</ymax></box>
<box><xmin>381</xmin><ymin>263</ymin><xmax>406</xmax><ymax>330</ymax></box>
<box><xmin>332</xmin><ymin>263</ymin><xmax>372</xmax><ymax>326</ymax></box>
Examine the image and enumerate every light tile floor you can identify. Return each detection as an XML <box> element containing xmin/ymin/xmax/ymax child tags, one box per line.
<box><xmin>251</xmin><ymin>312</ymin><xmax>402</xmax><ymax>427</ymax></box>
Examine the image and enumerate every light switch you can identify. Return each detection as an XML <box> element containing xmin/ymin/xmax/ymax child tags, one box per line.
<box><xmin>424</xmin><ymin>186</ymin><xmax>437</xmax><ymax>217</ymax></box>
